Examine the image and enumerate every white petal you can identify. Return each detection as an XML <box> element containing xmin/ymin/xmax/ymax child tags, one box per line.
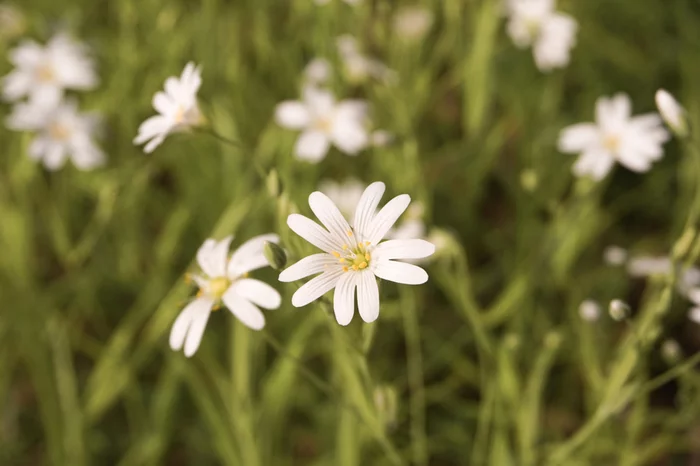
<box><xmin>134</xmin><ymin>115</ymin><xmax>171</xmax><ymax>145</ymax></box>
<box><xmin>353</xmin><ymin>181</ymin><xmax>385</xmax><ymax>240</ymax></box>
<box><xmin>333</xmin><ymin>272</ymin><xmax>358</xmax><ymax>326</ymax></box>
<box><xmin>169</xmin><ymin>297</ymin><xmax>214</xmax><ymax>356</ymax></box>
<box><xmin>153</xmin><ymin>91</ymin><xmax>175</xmax><ymax>115</ymax></box>
<box><xmin>308</xmin><ymin>191</ymin><xmax>355</xmax><ymax>247</ymax></box>
<box><xmin>196</xmin><ymin>237</ymin><xmax>232</xmax><ymax>278</ymax></box>
<box><xmin>365</xmin><ymin>194</ymin><xmax>411</xmax><ymax>245</ymax></box>
<box><xmin>373</xmin><ymin>260</ymin><xmax>428</xmax><ymax>285</ymax></box>
<box><xmin>275</xmin><ymin>101</ymin><xmax>311</xmax><ymax>129</ymax></box>
<box><xmin>616</xmin><ymin>146</ymin><xmax>651</xmax><ymax>173</ymax></box>
<box><xmin>558</xmin><ymin>123</ymin><xmax>600</xmax><ymax>154</ymax></box>
<box><xmin>222</xmin><ymin>289</ymin><xmax>266</xmax><ymax>330</ymax></box>
<box><xmin>303</xmin><ymin>86</ymin><xmax>335</xmax><ymax>116</ymax></box>
<box><xmin>43</xmin><ymin>143</ymin><xmax>67</xmax><ymax>171</ymax></box>
<box><xmin>229</xmin><ymin>278</ymin><xmax>281</xmax><ymax>310</ymax></box>
<box><xmin>279</xmin><ymin>253</ymin><xmax>337</xmax><ymax>282</ymax></box>
<box><xmin>143</xmin><ymin>134</ymin><xmax>167</xmax><ymax>154</ymax></box>
<box><xmin>572</xmin><ymin>149</ymin><xmax>615</xmax><ymax>181</ymax></box>
<box><xmin>228</xmin><ymin>233</ymin><xmax>279</xmax><ymax>276</ymax></box>
<box><xmin>596</xmin><ymin>93</ymin><xmax>631</xmax><ymax>132</ymax></box>
<box><xmin>294</xmin><ymin>130</ymin><xmax>330</xmax><ymax>162</ymax></box>
<box><xmin>357</xmin><ymin>271</ymin><xmax>380</xmax><ymax>323</ymax></box>
<box><xmin>287</xmin><ymin>214</ymin><xmax>343</xmax><ymax>253</ymax></box>
<box><xmin>291</xmin><ymin>268</ymin><xmax>343</xmax><ymax>307</ymax></box>
<box><xmin>374</xmin><ymin>239</ymin><xmax>435</xmax><ymax>261</ymax></box>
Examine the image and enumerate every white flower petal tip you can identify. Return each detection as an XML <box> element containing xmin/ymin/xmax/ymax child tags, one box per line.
<box><xmin>134</xmin><ymin>62</ymin><xmax>203</xmax><ymax>153</ymax></box>
<box><xmin>559</xmin><ymin>93</ymin><xmax>669</xmax><ymax>180</ymax></box>
<box><xmin>655</xmin><ymin>89</ymin><xmax>688</xmax><ymax>137</ymax></box>
<box><xmin>282</xmin><ymin>182</ymin><xmax>430</xmax><ymax>324</ymax></box>
<box><xmin>169</xmin><ymin>297</ymin><xmax>214</xmax><ymax>357</ymax></box>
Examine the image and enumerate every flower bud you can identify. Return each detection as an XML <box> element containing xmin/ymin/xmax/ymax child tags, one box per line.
<box><xmin>263</xmin><ymin>241</ymin><xmax>287</xmax><ymax>271</ymax></box>
<box><xmin>655</xmin><ymin>89</ymin><xmax>689</xmax><ymax>138</ymax></box>
<box><xmin>609</xmin><ymin>299</ymin><xmax>630</xmax><ymax>321</ymax></box>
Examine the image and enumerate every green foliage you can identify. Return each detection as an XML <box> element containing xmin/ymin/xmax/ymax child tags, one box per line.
<box><xmin>3</xmin><ymin>0</ymin><xmax>700</xmax><ymax>465</ymax></box>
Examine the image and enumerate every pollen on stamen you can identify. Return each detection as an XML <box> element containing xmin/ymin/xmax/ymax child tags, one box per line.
<box><xmin>338</xmin><ymin>258</ymin><xmax>346</xmax><ymax>263</ymax></box>
<box><xmin>352</xmin><ymin>264</ymin><xmax>359</xmax><ymax>271</ymax></box>
<box><xmin>332</xmin><ymin>251</ymin><xmax>341</xmax><ymax>258</ymax></box>
<box><xmin>359</xmin><ymin>261</ymin><xmax>368</xmax><ymax>269</ymax></box>
<box><xmin>347</xmin><ymin>230</ymin><xmax>353</xmax><ymax>237</ymax></box>
<box><xmin>342</xmin><ymin>266</ymin><xmax>349</xmax><ymax>272</ymax></box>
<box><xmin>342</xmin><ymin>244</ymin><xmax>349</xmax><ymax>250</ymax></box>
<box><xmin>364</xmin><ymin>253</ymin><xmax>371</xmax><ymax>261</ymax></box>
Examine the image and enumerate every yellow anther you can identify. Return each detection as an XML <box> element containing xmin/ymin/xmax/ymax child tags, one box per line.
<box><xmin>242</xmin><ymin>272</ymin><xmax>249</xmax><ymax>278</ymax></box>
<box><xmin>342</xmin><ymin>266</ymin><xmax>349</xmax><ymax>272</ymax></box>
<box><xmin>338</xmin><ymin>258</ymin><xmax>346</xmax><ymax>263</ymax></box>
<box><xmin>196</xmin><ymin>290</ymin><xmax>203</xmax><ymax>297</ymax></box>
<box><xmin>352</xmin><ymin>264</ymin><xmax>359</xmax><ymax>271</ymax></box>
<box><xmin>212</xmin><ymin>304</ymin><xmax>221</xmax><ymax>311</ymax></box>
<box><xmin>331</xmin><ymin>251</ymin><xmax>341</xmax><ymax>258</ymax></box>
<box><xmin>347</xmin><ymin>230</ymin><xmax>353</xmax><ymax>237</ymax></box>
<box><xmin>365</xmin><ymin>253</ymin><xmax>371</xmax><ymax>261</ymax></box>
<box><xmin>342</xmin><ymin>244</ymin><xmax>349</xmax><ymax>250</ymax></box>
<box><xmin>365</xmin><ymin>241</ymin><xmax>371</xmax><ymax>246</ymax></box>
<box><xmin>358</xmin><ymin>261</ymin><xmax>368</xmax><ymax>269</ymax></box>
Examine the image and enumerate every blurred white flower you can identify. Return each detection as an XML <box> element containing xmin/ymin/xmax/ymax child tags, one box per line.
<box><xmin>170</xmin><ymin>235</ymin><xmax>282</xmax><ymax>357</ymax></box>
<box><xmin>304</xmin><ymin>58</ymin><xmax>332</xmax><ymax>86</ymax></box>
<box><xmin>627</xmin><ymin>255</ymin><xmax>672</xmax><ymax>278</ymax></box>
<box><xmin>275</xmin><ymin>86</ymin><xmax>369</xmax><ymax>162</ymax></box>
<box><xmin>655</xmin><ymin>89</ymin><xmax>688</xmax><ymax>137</ymax></box>
<box><xmin>371</xmin><ymin>129</ymin><xmax>394</xmax><ymax>147</ymax></box>
<box><xmin>279</xmin><ymin>182</ymin><xmax>435</xmax><ymax>325</ymax></box>
<box><xmin>7</xmin><ymin>99</ymin><xmax>105</xmax><ymax>171</ymax></box>
<box><xmin>319</xmin><ymin>178</ymin><xmax>366</xmax><ymax>220</ymax></box>
<box><xmin>578</xmin><ymin>300</ymin><xmax>600</xmax><ymax>322</ymax></box>
<box><xmin>336</xmin><ymin>35</ymin><xmax>395</xmax><ymax>84</ymax></box>
<box><xmin>505</xmin><ymin>0</ymin><xmax>577</xmax><ymax>71</ymax></box>
<box><xmin>133</xmin><ymin>62</ymin><xmax>203</xmax><ymax>153</ymax></box>
<box><xmin>0</xmin><ymin>4</ymin><xmax>25</xmax><ymax>40</ymax></box>
<box><xmin>603</xmin><ymin>245</ymin><xmax>627</xmax><ymax>266</ymax></box>
<box><xmin>558</xmin><ymin>93</ymin><xmax>670</xmax><ymax>181</ymax></box>
<box><xmin>2</xmin><ymin>33</ymin><xmax>98</xmax><ymax>105</ymax></box>
<box><xmin>393</xmin><ymin>6</ymin><xmax>434</xmax><ymax>41</ymax></box>
<box><xmin>661</xmin><ymin>339</ymin><xmax>682</xmax><ymax>363</ymax></box>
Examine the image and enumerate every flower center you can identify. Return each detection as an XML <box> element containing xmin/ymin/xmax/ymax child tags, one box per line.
<box><xmin>313</xmin><ymin>116</ymin><xmax>333</xmax><ymax>133</ymax></box>
<box><xmin>208</xmin><ymin>277</ymin><xmax>231</xmax><ymax>300</ymax></box>
<box><xmin>332</xmin><ymin>240</ymin><xmax>373</xmax><ymax>272</ymax></box>
<box><xmin>603</xmin><ymin>134</ymin><xmax>620</xmax><ymax>152</ymax></box>
<box><xmin>36</xmin><ymin>64</ymin><xmax>55</xmax><ymax>83</ymax></box>
<box><xmin>48</xmin><ymin>123</ymin><xmax>71</xmax><ymax>141</ymax></box>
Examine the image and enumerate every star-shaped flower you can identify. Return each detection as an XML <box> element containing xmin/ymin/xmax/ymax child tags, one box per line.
<box><xmin>279</xmin><ymin>182</ymin><xmax>435</xmax><ymax>325</ymax></box>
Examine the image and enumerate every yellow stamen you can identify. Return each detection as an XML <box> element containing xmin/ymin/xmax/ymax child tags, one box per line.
<box><xmin>352</xmin><ymin>264</ymin><xmax>359</xmax><ymax>271</ymax></box>
<box><xmin>342</xmin><ymin>244</ymin><xmax>348</xmax><ymax>250</ymax></box>
<box><xmin>364</xmin><ymin>253</ymin><xmax>371</xmax><ymax>261</ymax></box>
<box><xmin>347</xmin><ymin>230</ymin><xmax>353</xmax><ymax>237</ymax></box>
<box><xmin>332</xmin><ymin>251</ymin><xmax>341</xmax><ymax>258</ymax></box>
<box><xmin>358</xmin><ymin>261</ymin><xmax>368</xmax><ymax>269</ymax></box>
<box><xmin>212</xmin><ymin>304</ymin><xmax>221</xmax><ymax>311</ymax></box>
<box><xmin>365</xmin><ymin>241</ymin><xmax>371</xmax><ymax>246</ymax></box>
<box><xmin>342</xmin><ymin>266</ymin><xmax>349</xmax><ymax>272</ymax></box>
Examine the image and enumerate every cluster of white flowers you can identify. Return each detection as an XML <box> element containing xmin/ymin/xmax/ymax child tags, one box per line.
<box><xmin>504</xmin><ymin>0</ymin><xmax>578</xmax><ymax>72</ymax></box>
<box><xmin>2</xmin><ymin>33</ymin><xmax>105</xmax><ymax>170</ymax></box>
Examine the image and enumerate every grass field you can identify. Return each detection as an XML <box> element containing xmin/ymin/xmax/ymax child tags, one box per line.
<box><xmin>3</xmin><ymin>0</ymin><xmax>700</xmax><ymax>465</ymax></box>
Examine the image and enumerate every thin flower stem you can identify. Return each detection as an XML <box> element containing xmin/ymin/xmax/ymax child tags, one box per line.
<box><xmin>260</xmin><ymin>329</ymin><xmax>403</xmax><ymax>466</ymax></box>
<box><xmin>194</xmin><ymin>127</ymin><xmax>268</xmax><ymax>180</ymax></box>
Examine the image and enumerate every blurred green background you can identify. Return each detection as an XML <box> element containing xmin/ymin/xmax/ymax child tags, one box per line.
<box><xmin>3</xmin><ymin>0</ymin><xmax>700</xmax><ymax>465</ymax></box>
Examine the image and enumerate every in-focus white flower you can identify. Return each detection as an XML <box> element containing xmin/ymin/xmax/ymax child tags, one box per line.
<box><xmin>336</xmin><ymin>35</ymin><xmax>395</xmax><ymax>84</ymax></box>
<box><xmin>275</xmin><ymin>86</ymin><xmax>369</xmax><ymax>162</ymax></box>
<box><xmin>319</xmin><ymin>178</ymin><xmax>366</xmax><ymax>219</ymax></box>
<box><xmin>655</xmin><ymin>89</ymin><xmax>688</xmax><ymax>137</ymax></box>
<box><xmin>133</xmin><ymin>62</ymin><xmax>203</xmax><ymax>153</ymax></box>
<box><xmin>279</xmin><ymin>182</ymin><xmax>435</xmax><ymax>325</ymax></box>
<box><xmin>505</xmin><ymin>0</ymin><xmax>577</xmax><ymax>71</ymax></box>
<box><xmin>558</xmin><ymin>93</ymin><xmax>670</xmax><ymax>181</ymax></box>
<box><xmin>170</xmin><ymin>235</ymin><xmax>282</xmax><ymax>357</ymax></box>
<box><xmin>0</xmin><ymin>4</ymin><xmax>25</xmax><ymax>40</ymax></box>
<box><xmin>304</xmin><ymin>58</ymin><xmax>332</xmax><ymax>86</ymax></box>
<box><xmin>603</xmin><ymin>245</ymin><xmax>627</xmax><ymax>266</ymax></box>
<box><xmin>393</xmin><ymin>6</ymin><xmax>434</xmax><ymax>41</ymax></box>
<box><xmin>578</xmin><ymin>299</ymin><xmax>600</xmax><ymax>322</ymax></box>
<box><xmin>2</xmin><ymin>33</ymin><xmax>98</xmax><ymax>105</ymax></box>
<box><xmin>7</xmin><ymin>99</ymin><xmax>105</xmax><ymax>171</ymax></box>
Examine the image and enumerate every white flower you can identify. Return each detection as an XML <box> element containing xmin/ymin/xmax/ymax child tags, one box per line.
<box><xmin>133</xmin><ymin>62</ymin><xmax>203</xmax><ymax>153</ymax></box>
<box><xmin>393</xmin><ymin>6</ymin><xmax>434</xmax><ymax>41</ymax></box>
<box><xmin>0</xmin><ymin>4</ymin><xmax>25</xmax><ymax>39</ymax></box>
<box><xmin>578</xmin><ymin>300</ymin><xmax>600</xmax><ymax>322</ymax></box>
<box><xmin>558</xmin><ymin>93</ymin><xmax>670</xmax><ymax>181</ymax></box>
<box><xmin>371</xmin><ymin>130</ymin><xmax>394</xmax><ymax>147</ymax></box>
<box><xmin>275</xmin><ymin>86</ymin><xmax>369</xmax><ymax>162</ymax></box>
<box><xmin>609</xmin><ymin>299</ymin><xmax>629</xmax><ymax>321</ymax></box>
<box><xmin>505</xmin><ymin>0</ymin><xmax>577</xmax><ymax>71</ymax></box>
<box><xmin>304</xmin><ymin>58</ymin><xmax>332</xmax><ymax>86</ymax></box>
<box><xmin>603</xmin><ymin>245</ymin><xmax>627</xmax><ymax>266</ymax></box>
<box><xmin>2</xmin><ymin>33</ymin><xmax>98</xmax><ymax>105</ymax></box>
<box><xmin>655</xmin><ymin>89</ymin><xmax>688</xmax><ymax>137</ymax></box>
<box><xmin>7</xmin><ymin>99</ymin><xmax>105</xmax><ymax>171</ymax></box>
<box><xmin>279</xmin><ymin>182</ymin><xmax>435</xmax><ymax>325</ymax></box>
<box><xmin>319</xmin><ymin>178</ymin><xmax>366</xmax><ymax>219</ymax></box>
<box><xmin>336</xmin><ymin>35</ymin><xmax>395</xmax><ymax>84</ymax></box>
<box><xmin>170</xmin><ymin>235</ymin><xmax>282</xmax><ymax>357</ymax></box>
<box><xmin>627</xmin><ymin>255</ymin><xmax>672</xmax><ymax>278</ymax></box>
